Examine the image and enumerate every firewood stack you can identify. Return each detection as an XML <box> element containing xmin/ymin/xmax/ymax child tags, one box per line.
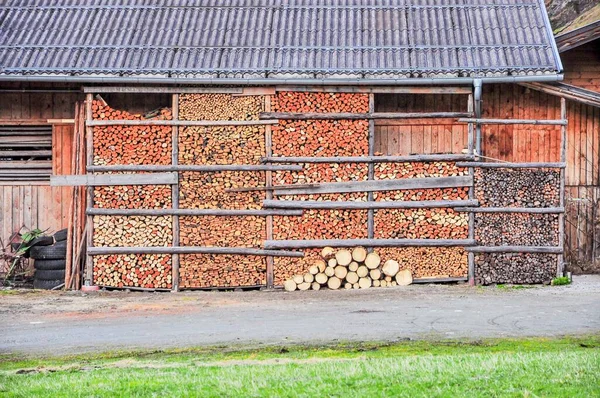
<box><xmin>91</xmin><ymin>100</ymin><xmax>174</xmax><ymax>289</ymax></box>
<box><xmin>474</xmin><ymin>168</ymin><xmax>562</xmax><ymax>284</ymax></box>
<box><xmin>377</xmin><ymin>247</ymin><xmax>467</xmax><ymax>278</ymax></box>
<box><xmin>178</xmin><ymin>94</ymin><xmax>268</xmax><ymax>288</ymax></box>
<box><xmin>283</xmin><ymin>247</ymin><xmax>413</xmax><ymax>291</ymax></box>
<box><xmin>374</xmin><ymin>209</ymin><xmax>468</xmax><ymax>239</ymax></box>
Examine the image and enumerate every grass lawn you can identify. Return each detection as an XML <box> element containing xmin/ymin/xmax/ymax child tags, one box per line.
<box><xmin>1</xmin><ymin>336</ymin><xmax>599</xmax><ymax>397</ymax></box>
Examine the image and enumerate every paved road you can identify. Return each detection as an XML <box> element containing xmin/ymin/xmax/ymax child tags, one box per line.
<box><xmin>1</xmin><ymin>276</ymin><xmax>599</xmax><ymax>356</ymax></box>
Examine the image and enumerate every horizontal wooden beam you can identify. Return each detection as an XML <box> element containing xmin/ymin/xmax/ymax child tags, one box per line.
<box><xmin>87</xmin><ymin>208</ymin><xmax>303</xmax><ymax>216</ymax></box>
<box><xmin>236</xmin><ymin>87</ymin><xmax>276</xmax><ymax>96</ymax></box>
<box><xmin>466</xmin><ymin>246</ymin><xmax>563</xmax><ymax>254</ymax></box>
<box><xmin>87</xmin><ymin>164</ymin><xmax>302</xmax><ymax>172</ymax></box>
<box><xmin>83</xmin><ymin>87</ymin><xmax>243</xmax><ymax>94</ymax></box>
<box><xmin>275</xmin><ymin>86</ymin><xmax>472</xmax><ymax>94</ymax></box>
<box><xmin>87</xmin><ymin>119</ymin><xmax>279</xmax><ymax>127</ymax></box>
<box><xmin>0</xmin><ymin>150</ymin><xmax>52</xmax><ymax>157</ymax></box>
<box><xmin>0</xmin><ymin>161</ymin><xmax>51</xmax><ymax>169</ymax></box>
<box><xmin>458</xmin><ymin>118</ymin><xmax>567</xmax><ymax>126</ymax></box>
<box><xmin>412</xmin><ymin>277</ymin><xmax>468</xmax><ymax>284</ymax></box>
<box><xmin>88</xmin><ymin>246</ymin><xmax>304</xmax><ymax>257</ymax></box>
<box><xmin>51</xmin><ymin>172</ymin><xmax>177</xmax><ymax>186</ymax></box>
<box><xmin>264</xmin><ymin>154</ymin><xmax>473</xmax><ymax>164</ymax></box>
<box><xmin>455</xmin><ymin>207</ymin><xmax>564</xmax><ymax>214</ymax></box>
<box><xmin>264</xmin><ymin>199</ymin><xmax>479</xmax><ymax>210</ymax></box>
<box><xmin>261</xmin><ymin>112</ymin><xmax>473</xmax><ymax>120</ymax></box>
<box><xmin>264</xmin><ymin>239</ymin><xmax>476</xmax><ymax>249</ymax></box>
<box><xmin>457</xmin><ymin>162</ymin><xmax>566</xmax><ymax>169</ymax></box>
<box><xmin>47</xmin><ymin>119</ymin><xmax>75</xmax><ymax>124</ymax></box>
<box><xmin>273</xmin><ymin>176</ymin><xmax>473</xmax><ymax>196</ymax></box>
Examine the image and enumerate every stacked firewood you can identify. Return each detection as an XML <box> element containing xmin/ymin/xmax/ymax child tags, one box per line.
<box><xmin>475</xmin><ymin>213</ymin><xmax>559</xmax><ymax>246</ymax></box>
<box><xmin>374</xmin><ymin>162</ymin><xmax>467</xmax><ymax>179</ymax></box>
<box><xmin>180</xmin><ymin>216</ymin><xmax>265</xmax><ymax>247</ymax></box>
<box><xmin>475</xmin><ymin>168</ymin><xmax>560</xmax><ymax>207</ymax></box>
<box><xmin>274</xmin><ymin>210</ymin><xmax>368</xmax><ymax>240</ymax></box>
<box><xmin>283</xmin><ymin>247</ymin><xmax>413</xmax><ymax>291</ymax></box>
<box><xmin>271</xmin><ymin>92</ymin><xmax>369</xmax><ymax>113</ymax></box>
<box><xmin>374</xmin><ymin>187</ymin><xmax>469</xmax><ymax>201</ymax></box>
<box><xmin>179</xmin><ymin>171</ymin><xmax>265</xmax><ymax>209</ymax></box>
<box><xmin>475</xmin><ymin>253</ymin><xmax>557</xmax><ymax>285</ymax></box>
<box><xmin>94</xmin><ymin>185</ymin><xmax>172</xmax><ymax>209</ymax></box>
<box><xmin>93</xmin><ymin>216</ymin><xmax>172</xmax><ymax>247</ymax></box>
<box><xmin>180</xmin><ymin>254</ymin><xmax>266</xmax><ymax>288</ymax></box>
<box><xmin>179</xmin><ymin>94</ymin><xmax>263</xmax><ymax>121</ymax></box>
<box><xmin>178</xmin><ymin>126</ymin><xmax>265</xmax><ymax>165</ymax></box>
<box><xmin>378</xmin><ymin>247</ymin><xmax>468</xmax><ymax>278</ymax></box>
<box><xmin>93</xmin><ymin>254</ymin><xmax>172</xmax><ymax>289</ymax></box>
<box><xmin>374</xmin><ymin>209</ymin><xmax>468</xmax><ymax>239</ymax></box>
<box><xmin>91</xmin><ymin>100</ymin><xmax>172</xmax><ymax>166</ymax></box>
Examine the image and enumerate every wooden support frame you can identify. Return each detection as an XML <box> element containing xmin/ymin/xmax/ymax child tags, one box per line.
<box><xmin>274</xmin><ymin>86</ymin><xmax>473</xmax><ymax>94</ymax></box>
<box><xmin>265</xmin><ymin>239</ymin><xmax>476</xmax><ymax>249</ymax></box>
<box><xmin>458</xmin><ymin>118</ymin><xmax>567</xmax><ymax>126</ymax></box>
<box><xmin>367</xmin><ymin>94</ymin><xmax>375</xmax><ymax>247</ymax></box>
<box><xmin>456</xmin><ymin>207</ymin><xmax>564</xmax><ymax>214</ymax></box>
<box><xmin>558</xmin><ymin>98</ymin><xmax>567</xmax><ymax>276</ymax></box>
<box><xmin>51</xmin><ymin>172</ymin><xmax>178</xmax><ymax>186</ymax></box>
<box><xmin>87</xmin><ymin>164</ymin><xmax>302</xmax><ymax>172</ymax></box>
<box><xmin>87</xmin><ymin>208</ymin><xmax>304</xmax><ymax>217</ymax></box>
<box><xmin>467</xmin><ymin>246</ymin><xmax>563</xmax><ymax>254</ymax></box>
<box><xmin>83</xmin><ymin>87</ymin><xmax>244</xmax><ymax>94</ymax></box>
<box><xmin>265</xmin><ymin>154</ymin><xmax>474</xmax><ymax>163</ymax></box>
<box><xmin>84</xmin><ymin>93</ymin><xmax>94</xmax><ymax>287</ymax></box>
<box><xmin>88</xmin><ymin>246</ymin><xmax>304</xmax><ymax>257</ymax></box>
<box><xmin>264</xmin><ymin>95</ymin><xmax>275</xmax><ymax>288</ymax></box>
<box><xmin>467</xmin><ymin>92</ymin><xmax>476</xmax><ymax>285</ymax></box>
<box><xmin>457</xmin><ymin>162</ymin><xmax>566</xmax><ymax>169</ymax></box>
<box><xmin>264</xmin><ymin>199</ymin><xmax>479</xmax><ymax>210</ymax></box>
<box><xmin>171</xmin><ymin>94</ymin><xmax>180</xmax><ymax>292</ymax></box>
<box><xmin>261</xmin><ymin>111</ymin><xmax>473</xmax><ymax>120</ymax></box>
<box><xmin>87</xmin><ymin>119</ymin><xmax>279</xmax><ymax>127</ymax></box>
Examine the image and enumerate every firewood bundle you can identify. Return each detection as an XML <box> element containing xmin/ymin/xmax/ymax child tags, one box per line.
<box><xmin>475</xmin><ymin>213</ymin><xmax>559</xmax><ymax>246</ymax></box>
<box><xmin>180</xmin><ymin>216</ymin><xmax>265</xmax><ymax>247</ymax></box>
<box><xmin>274</xmin><ymin>248</ymin><xmax>321</xmax><ymax>285</ymax></box>
<box><xmin>93</xmin><ymin>254</ymin><xmax>172</xmax><ymax>289</ymax></box>
<box><xmin>180</xmin><ymin>254</ymin><xmax>266</xmax><ymax>288</ymax></box>
<box><xmin>274</xmin><ymin>210</ymin><xmax>368</xmax><ymax>240</ymax></box>
<box><xmin>475</xmin><ymin>253</ymin><xmax>557</xmax><ymax>285</ymax></box>
<box><xmin>377</xmin><ymin>247</ymin><xmax>468</xmax><ymax>278</ymax></box>
<box><xmin>475</xmin><ymin>168</ymin><xmax>560</xmax><ymax>207</ymax></box>
<box><xmin>374</xmin><ymin>187</ymin><xmax>469</xmax><ymax>201</ymax></box>
<box><xmin>179</xmin><ymin>94</ymin><xmax>264</xmax><ymax>121</ymax></box>
<box><xmin>271</xmin><ymin>92</ymin><xmax>369</xmax><ymax>113</ymax></box>
<box><xmin>374</xmin><ymin>162</ymin><xmax>467</xmax><ymax>179</ymax></box>
<box><xmin>374</xmin><ymin>209</ymin><xmax>468</xmax><ymax>239</ymax></box>
<box><xmin>179</xmin><ymin>171</ymin><xmax>265</xmax><ymax>209</ymax></box>
<box><xmin>272</xmin><ymin>119</ymin><xmax>369</xmax><ymax>157</ymax></box>
<box><xmin>92</xmin><ymin>100</ymin><xmax>172</xmax><ymax>166</ymax></box>
<box><xmin>94</xmin><ymin>185</ymin><xmax>172</xmax><ymax>209</ymax></box>
<box><xmin>283</xmin><ymin>247</ymin><xmax>413</xmax><ymax>291</ymax></box>
<box><xmin>93</xmin><ymin>216</ymin><xmax>173</xmax><ymax>247</ymax></box>
<box><xmin>178</xmin><ymin>126</ymin><xmax>265</xmax><ymax>165</ymax></box>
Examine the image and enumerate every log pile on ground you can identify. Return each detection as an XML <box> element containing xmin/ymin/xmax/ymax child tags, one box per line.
<box><xmin>179</xmin><ymin>94</ymin><xmax>263</xmax><ymax>121</ymax></box>
<box><xmin>283</xmin><ymin>247</ymin><xmax>413</xmax><ymax>291</ymax></box>
<box><xmin>374</xmin><ymin>209</ymin><xmax>468</xmax><ymax>239</ymax></box>
<box><xmin>179</xmin><ymin>171</ymin><xmax>265</xmax><ymax>209</ymax></box>
<box><xmin>377</xmin><ymin>247</ymin><xmax>467</xmax><ymax>278</ymax></box>
<box><xmin>475</xmin><ymin>213</ymin><xmax>559</xmax><ymax>246</ymax></box>
<box><xmin>93</xmin><ymin>216</ymin><xmax>172</xmax><ymax>247</ymax></box>
<box><xmin>180</xmin><ymin>254</ymin><xmax>266</xmax><ymax>288</ymax></box>
<box><xmin>178</xmin><ymin>125</ymin><xmax>265</xmax><ymax>165</ymax></box>
<box><xmin>274</xmin><ymin>210</ymin><xmax>368</xmax><ymax>240</ymax></box>
<box><xmin>94</xmin><ymin>185</ymin><xmax>172</xmax><ymax>209</ymax></box>
<box><xmin>92</xmin><ymin>100</ymin><xmax>172</xmax><ymax>166</ymax></box>
<box><xmin>475</xmin><ymin>253</ymin><xmax>557</xmax><ymax>285</ymax></box>
<box><xmin>180</xmin><ymin>216</ymin><xmax>265</xmax><ymax>247</ymax></box>
<box><xmin>93</xmin><ymin>254</ymin><xmax>172</xmax><ymax>289</ymax></box>
<box><xmin>475</xmin><ymin>168</ymin><xmax>560</xmax><ymax>207</ymax></box>
<box><xmin>271</xmin><ymin>92</ymin><xmax>369</xmax><ymax>113</ymax></box>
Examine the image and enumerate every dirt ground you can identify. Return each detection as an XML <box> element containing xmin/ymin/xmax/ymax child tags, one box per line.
<box><xmin>1</xmin><ymin>275</ymin><xmax>599</xmax><ymax>356</ymax></box>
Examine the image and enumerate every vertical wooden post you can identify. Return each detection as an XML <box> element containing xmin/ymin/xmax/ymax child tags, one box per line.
<box><xmin>558</xmin><ymin>98</ymin><xmax>567</xmax><ymax>276</ymax></box>
<box><xmin>265</xmin><ymin>94</ymin><xmax>275</xmax><ymax>288</ymax></box>
<box><xmin>467</xmin><ymin>93</ymin><xmax>476</xmax><ymax>285</ymax></box>
<box><xmin>367</xmin><ymin>94</ymin><xmax>375</xmax><ymax>249</ymax></box>
<box><xmin>171</xmin><ymin>94</ymin><xmax>180</xmax><ymax>292</ymax></box>
<box><xmin>84</xmin><ymin>94</ymin><xmax>94</xmax><ymax>286</ymax></box>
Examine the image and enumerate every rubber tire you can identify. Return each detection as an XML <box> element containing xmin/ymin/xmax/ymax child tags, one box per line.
<box><xmin>33</xmin><ymin>279</ymin><xmax>63</xmax><ymax>290</ymax></box>
<box><xmin>53</xmin><ymin>228</ymin><xmax>68</xmax><ymax>242</ymax></box>
<box><xmin>35</xmin><ymin>269</ymin><xmax>65</xmax><ymax>280</ymax></box>
<box><xmin>30</xmin><ymin>244</ymin><xmax>67</xmax><ymax>260</ymax></box>
<box><xmin>28</xmin><ymin>236</ymin><xmax>54</xmax><ymax>247</ymax></box>
<box><xmin>10</xmin><ymin>242</ymin><xmax>30</xmax><ymax>258</ymax></box>
<box><xmin>34</xmin><ymin>259</ymin><xmax>66</xmax><ymax>271</ymax></box>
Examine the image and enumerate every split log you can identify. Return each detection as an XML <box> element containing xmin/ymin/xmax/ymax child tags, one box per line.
<box><xmin>309</xmin><ymin>265</ymin><xmax>319</xmax><ymax>275</ymax></box>
<box><xmin>298</xmin><ymin>282</ymin><xmax>311</xmax><ymax>291</ymax></box>
<box><xmin>321</xmin><ymin>247</ymin><xmax>335</xmax><ymax>259</ymax></box>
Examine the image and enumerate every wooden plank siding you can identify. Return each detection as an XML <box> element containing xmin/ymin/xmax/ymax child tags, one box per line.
<box><xmin>562</xmin><ymin>40</ymin><xmax>600</xmax><ymax>93</ymax></box>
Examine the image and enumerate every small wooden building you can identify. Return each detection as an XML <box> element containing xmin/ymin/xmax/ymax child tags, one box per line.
<box><xmin>0</xmin><ymin>1</ymin><xmax>583</xmax><ymax>289</ymax></box>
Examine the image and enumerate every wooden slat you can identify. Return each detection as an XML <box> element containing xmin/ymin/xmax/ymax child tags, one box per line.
<box><xmin>87</xmin><ymin>208</ymin><xmax>303</xmax><ymax>216</ymax></box>
<box><xmin>265</xmin><ymin>239</ymin><xmax>476</xmax><ymax>249</ymax></box>
<box><xmin>88</xmin><ymin>247</ymin><xmax>304</xmax><ymax>257</ymax></box>
<box><xmin>87</xmin><ymin>119</ymin><xmax>279</xmax><ymax>127</ymax></box>
<box><xmin>466</xmin><ymin>246</ymin><xmax>563</xmax><ymax>254</ymax></box>
<box><xmin>455</xmin><ymin>207</ymin><xmax>564</xmax><ymax>214</ymax></box>
<box><xmin>261</xmin><ymin>111</ymin><xmax>473</xmax><ymax>120</ymax></box>
<box><xmin>456</xmin><ymin>162</ymin><xmax>566</xmax><ymax>169</ymax></box>
<box><xmin>0</xmin><ymin>150</ymin><xmax>52</xmax><ymax>157</ymax></box>
<box><xmin>264</xmin><ymin>199</ymin><xmax>479</xmax><ymax>209</ymax></box>
<box><xmin>0</xmin><ymin>161</ymin><xmax>52</xmax><ymax>169</ymax></box>
<box><xmin>458</xmin><ymin>118</ymin><xmax>567</xmax><ymax>125</ymax></box>
<box><xmin>87</xmin><ymin>164</ymin><xmax>303</xmax><ymax>172</ymax></box>
<box><xmin>50</xmin><ymin>172</ymin><xmax>178</xmax><ymax>186</ymax></box>
<box><xmin>265</xmin><ymin>154</ymin><xmax>473</xmax><ymax>163</ymax></box>
<box><xmin>83</xmin><ymin>87</ymin><xmax>244</xmax><ymax>94</ymax></box>
<box><xmin>275</xmin><ymin>86</ymin><xmax>472</xmax><ymax>94</ymax></box>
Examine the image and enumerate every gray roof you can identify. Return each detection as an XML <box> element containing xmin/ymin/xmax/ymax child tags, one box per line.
<box><xmin>0</xmin><ymin>0</ymin><xmax>563</xmax><ymax>83</ymax></box>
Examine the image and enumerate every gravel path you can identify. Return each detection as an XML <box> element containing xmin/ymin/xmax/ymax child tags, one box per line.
<box><xmin>1</xmin><ymin>275</ymin><xmax>599</xmax><ymax>356</ymax></box>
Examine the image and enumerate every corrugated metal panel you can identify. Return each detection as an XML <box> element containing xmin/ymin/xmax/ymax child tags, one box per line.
<box><xmin>0</xmin><ymin>0</ymin><xmax>562</xmax><ymax>79</ymax></box>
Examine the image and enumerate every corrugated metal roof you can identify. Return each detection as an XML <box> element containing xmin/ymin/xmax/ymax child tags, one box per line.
<box><xmin>0</xmin><ymin>0</ymin><xmax>562</xmax><ymax>81</ymax></box>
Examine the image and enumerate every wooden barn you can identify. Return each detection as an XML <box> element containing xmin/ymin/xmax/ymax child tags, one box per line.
<box><xmin>0</xmin><ymin>1</ymin><xmax>584</xmax><ymax>291</ymax></box>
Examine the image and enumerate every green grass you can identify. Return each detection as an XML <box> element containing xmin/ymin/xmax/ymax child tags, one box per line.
<box><xmin>552</xmin><ymin>276</ymin><xmax>572</xmax><ymax>286</ymax></box>
<box><xmin>1</xmin><ymin>336</ymin><xmax>599</xmax><ymax>397</ymax></box>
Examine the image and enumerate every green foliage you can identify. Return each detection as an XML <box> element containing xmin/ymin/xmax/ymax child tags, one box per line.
<box><xmin>551</xmin><ymin>276</ymin><xmax>572</xmax><ymax>286</ymax></box>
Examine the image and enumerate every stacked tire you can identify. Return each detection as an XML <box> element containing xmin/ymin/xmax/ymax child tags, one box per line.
<box><xmin>31</xmin><ymin>229</ymin><xmax>68</xmax><ymax>290</ymax></box>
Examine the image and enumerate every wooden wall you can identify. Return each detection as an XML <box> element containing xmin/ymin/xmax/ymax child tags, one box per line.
<box><xmin>562</xmin><ymin>40</ymin><xmax>600</xmax><ymax>92</ymax></box>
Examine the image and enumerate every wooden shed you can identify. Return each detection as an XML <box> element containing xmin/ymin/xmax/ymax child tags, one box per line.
<box><xmin>0</xmin><ymin>1</ymin><xmax>575</xmax><ymax>290</ymax></box>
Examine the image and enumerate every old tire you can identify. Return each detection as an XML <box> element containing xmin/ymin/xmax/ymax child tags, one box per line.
<box><xmin>33</xmin><ymin>279</ymin><xmax>63</xmax><ymax>290</ymax></box>
<box><xmin>30</xmin><ymin>244</ymin><xmax>67</xmax><ymax>260</ymax></box>
<box><xmin>35</xmin><ymin>269</ymin><xmax>65</xmax><ymax>281</ymax></box>
<box><xmin>53</xmin><ymin>228</ymin><xmax>68</xmax><ymax>242</ymax></box>
<box><xmin>28</xmin><ymin>236</ymin><xmax>54</xmax><ymax>247</ymax></box>
<box><xmin>34</xmin><ymin>259</ymin><xmax>66</xmax><ymax>271</ymax></box>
